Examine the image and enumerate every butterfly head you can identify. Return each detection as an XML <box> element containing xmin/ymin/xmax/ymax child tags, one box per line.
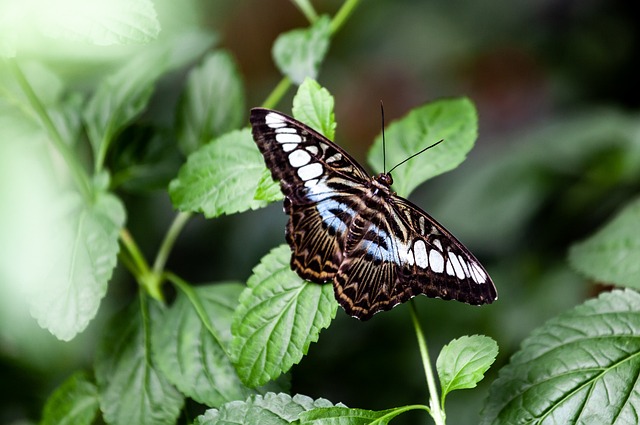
<box><xmin>370</xmin><ymin>172</ymin><xmax>395</xmax><ymax>197</ymax></box>
<box><xmin>375</xmin><ymin>172</ymin><xmax>393</xmax><ymax>187</ymax></box>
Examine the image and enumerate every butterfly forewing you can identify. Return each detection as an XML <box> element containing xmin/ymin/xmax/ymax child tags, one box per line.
<box><xmin>251</xmin><ymin>108</ymin><xmax>369</xmax><ymax>281</ymax></box>
<box><xmin>250</xmin><ymin>107</ymin><xmax>497</xmax><ymax>320</ymax></box>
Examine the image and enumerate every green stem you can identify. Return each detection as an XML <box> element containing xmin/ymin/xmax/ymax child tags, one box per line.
<box><xmin>152</xmin><ymin>211</ymin><xmax>192</xmax><ymax>275</ymax></box>
<box><xmin>7</xmin><ymin>59</ymin><xmax>92</xmax><ymax>200</ymax></box>
<box><xmin>120</xmin><ymin>228</ymin><xmax>165</xmax><ymax>302</ymax></box>
<box><xmin>330</xmin><ymin>0</ymin><xmax>362</xmax><ymax>35</ymax></box>
<box><xmin>262</xmin><ymin>77</ymin><xmax>292</xmax><ymax>109</ymax></box>
<box><xmin>409</xmin><ymin>300</ymin><xmax>446</xmax><ymax>425</ymax></box>
<box><xmin>291</xmin><ymin>0</ymin><xmax>318</xmax><ymax>23</ymax></box>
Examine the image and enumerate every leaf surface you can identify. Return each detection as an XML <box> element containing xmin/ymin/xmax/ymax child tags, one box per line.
<box><xmin>482</xmin><ymin>289</ymin><xmax>640</xmax><ymax>424</ymax></box>
<box><xmin>230</xmin><ymin>245</ymin><xmax>338</xmax><ymax>387</ymax></box>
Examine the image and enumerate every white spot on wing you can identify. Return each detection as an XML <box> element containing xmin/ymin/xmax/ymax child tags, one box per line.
<box><xmin>304</xmin><ymin>178</ymin><xmax>319</xmax><ymax>188</ymax></box>
<box><xmin>275</xmin><ymin>127</ymin><xmax>296</xmax><ymax>133</ymax></box>
<box><xmin>265</xmin><ymin>112</ymin><xmax>286</xmax><ymax>128</ymax></box>
<box><xmin>326</xmin><ymin>152</ymin><xmax>342</xmax><ymax>163</ymax></box>
<box><xmin>306</xmin><ymin>145</ymin><xmax>319</xmax><ymax>155</ymax></box>
<box><xmin>406</xmin><ymin>249</ymin><xmax>415</xmax><ymax>266</ymax></box>
<box><xmin>288</xmin><ymin>149</ymin><xmax>311</xmax><ymax>167</ymax></box>
<box><xmin>433</xmin><ymin>239</ymin><xmax>443</xmax><ymax>251</ymax></box>
<box><xmin>297</xmin><ymin>163</ymin><xmax>323</xmax><ymax>181</ymax></box>
<box><xmin>413</xmin><ymin>240</ymin><xmax>428</xmax><ymax>268</ymax></box>
<box><xmin>470</xmin><ymin>263</ymin><xmax>487</xmax><ymax>284</ymax></box>
<box><xmin>282</xmin><ymin>143</ymin><xmax>297</xmax><ymax>152</ymax></box>
<box><xmin>449</xmin><ymin>253</ymin><xmax>466</xmax><ymax>279</ymax></box>
<box><xmin>276</xmin><ymin>133</ymin><xmax>302</xmax><ymax>144</ymax></box>
<box><xmin>429</xmin><ymin>250</ymin><xmax>444</xmax><ymax>273</ymax></box>
<box><xmin>459</xmin><ymin>255</ymin><xmax>471</xmax><ymax>278</ymax></box>
<box><xmin>446</xmin><ymin>259</ymin><xmax>455</xmax><ymax>276</ymax></box>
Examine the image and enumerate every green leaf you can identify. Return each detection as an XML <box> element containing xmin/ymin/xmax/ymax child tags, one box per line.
<box><xmin>152</xmin><ymin>283</ymin><xmax>283</xmax><ymax>407</ymax></box>
<box><xmin>569</xmin><ymin>197</ymin><xmax>640</xmax><ymax>289</ymax></box>
<box><xmin>300</xmin><ymin>406</ymin><xmax>412</xmax><ymax>425</ymax></box>
<box><xmin>37</xmin><ymin>0</ymin><xmax>159</xmax><ymax>46</ymax></box>
<box><xmin>84</xmin><ymin>48</ymin><xmax>169</xmax><ymax>164</ymax></box>
<box><xmin>292</xmin><ymin>78</ymin><xmax>336</xmax><ymax>140</ymax></box>
<box><xmin>367</xmin><ymin>97</ymin><xmax>478</xmax><ymax>197</ymax></box>
<box><xmin>176</xmin><ymin>50</ymin><xmax>245</xmax><ymax>155</ymax></box>
<box><xmin>95</xmin><ymin>299</ymin><xmax>184</xmax><ymax>425</ymax></box>
<box><xmin>481</xmin><ymin>289</ymin><xmax>640</xmax><ymax>424</ymax></box>
<box><xmin>254</xmin><ymin>168</ymin><xmax>283</xmax><ymax>202</ymax></box>
<box><xmin>169</xmin><ymin>129</ymin><xmax>269</xmax><ymax>217</ymax></box>
<box><xmin>230</xmin><ymin>245</ymin><xmax>338</xmax><ymax>387</ymax></box>
<box><xmin>194</xmin><ymin>393</ymin><xmax>336</xmax><ymax>425</ymax></box>
<box><xmin>272</xmin><ymin>15</ymin><xmax>331</xmax><ymax>85</ymax></box>
<box><xmin>436</xmin><ymin>335</ymin><xmax>498</xmax><ymax>402</ymax></box>
<box><xmin>27</xmin><ymin>190</ymin><xmax>125</xmax><ymax>341</ymax></box>
<box><xmin>40</xmin><ymin>371</ymin><xmax>99</xmax><ymax>425</ymax></box>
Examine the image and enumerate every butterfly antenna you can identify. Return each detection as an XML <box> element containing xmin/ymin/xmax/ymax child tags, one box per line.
<box><xmin>388</xmin><ymin>139</ymin><xmax>444</xmax><ymax>175</ymax></box>
<box><xmin>380</xmin><ymin>101</ymin><xmax>386</xmax><ymax>173</ymax></box>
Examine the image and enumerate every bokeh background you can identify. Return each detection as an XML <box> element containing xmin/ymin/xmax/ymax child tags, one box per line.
<box><xmin>1</xmin><ymin>0</ymin><xmax>638</xmax><ymax>424</ymax></box>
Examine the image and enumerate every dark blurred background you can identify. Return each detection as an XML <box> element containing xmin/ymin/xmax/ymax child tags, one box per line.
<box><xmin>1</xmin><ymin>0</ymin><xmax>639</xmax><ymax>424</ymax></box>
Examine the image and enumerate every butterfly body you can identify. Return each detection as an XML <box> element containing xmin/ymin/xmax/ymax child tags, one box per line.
<box><xmin>250</xmin><ymin>107</ymin><xmax>497</xmax><ymax>320</ymax></box>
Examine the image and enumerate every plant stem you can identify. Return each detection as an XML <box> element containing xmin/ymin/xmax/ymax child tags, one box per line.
<box><xmin>291</xmin><ymin>0</ymin><xmax>318</xmax><ymax>23</ymax></box>
<box><xmin>409</xmin><ymin>300</ymin><xmax>446</xmax><ymax>425</ymax></box>
<box><xmin>330</xmin><ymin>0</ymin><xmax>362</xmax><ymax>35</ymax></box>
<box><xmin>7</xmin><ymin>59</ymin><xmax>92</xmax><ymax>200</ymax></box>
<box><xmin>263</xmin><ymin>77</ymin><xmax>292</xmax><ymax>110</ymax></box>
<box><xmin>152</xmin><ymin>211</ymin><xmax>192</xmax><ymax>275</ymax></box>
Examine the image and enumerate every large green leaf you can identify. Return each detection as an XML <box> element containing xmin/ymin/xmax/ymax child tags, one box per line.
<box><xmin>230</xmin><ymin>245</ymin><xmax>338</xmax><ymax>387</ymax></box>
<box><xmin>194</xmin><ymin>393</ymin><xmax>336</xmax><ymax>425</ymax></box>
<box><xmin>95</xmin><ymin>299</ymin><xmax>184</xmax><ymax>425</ymax></box>
<box><xmin>27</xmin><ymin>190</ymin><xmax>125</xmax><ymax>341</ymax></box>
<box><xmin>482</xmin><ymin>289</ymin><xmax>640</xmax><ymax>424</ymax></box>
<box><xmin>152</xmin><ymin>283</ymin><xmax>285</xmax><ymax>407</ymax></box>
<box><xmin>169</xmin><ymin>129</ymin><xmax>268</xmax><ymax>217</ymax></box>
<box><xmin>569</xmin><ymin>197</ymin><xmax>640</xmax><ymax>290</ymax></box>
<box><xmin>176</xmin><ymin>50</ymin><xmax>245</xmax><ymax>154</ymax></box>
<box><xmin>40</xmin><ymin>371</ymin><xmax>99</xmax><ymax>425</ymax></box>
<box><xmin>272</xmin><ymin>16</ymin><xmax>331</xmax><ymax>84</ymax></box>
<box><xmin>367</xmin><ymin>97</ymin><xmax>478</xmax><ymax>198</ymax></box>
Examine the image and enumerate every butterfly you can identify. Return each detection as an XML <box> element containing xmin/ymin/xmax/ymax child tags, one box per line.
<box><xmin>250</xmin><ymin>107</ymin><xmax>497</xmax><ymax>320</ymax></box>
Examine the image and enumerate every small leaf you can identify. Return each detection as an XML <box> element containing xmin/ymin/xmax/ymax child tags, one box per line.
<box><xmin>292</xmin><ymin>78</ymin><xmax>336</xmax><ymax>140</ymax></box>
<box><xmin>569</xmin><ymin>197</ymin><xmax>640</xmax><ymax>289</ymax></box>
<box><xmin>300</xmin><ymin>406</ymin><xmax>410</xmax><ymax>425</ymax></box>
<box><xmin>273</xmin><ymin>16</ymin><xmax>331</xmax><ymax>84</ymax></box>
<box><xmin>481</xmin><ymin>289</ymin><xmax>640</xmax><ymax>424</ymax></box>
<box><xmin>367</xmin><ymin>97</ymin><xmax>478</xmax><ymax>198</ymax></box>
<box><xmin>169</xmin><ymin>129</ymin><xmax>269</xmax><ymax>217</ymax></box>
<box><xmin>194</xmin><ymin>393</ymin><xmax>336</xmax><ymax>425</ymax></box>
<box><xmin>41</xmin><ymin>371</ymin><xmax>99</xmax><ymax>425</ymax></box>
<box><xmin>436</xmin><ymin>335</ymin><xmax>498</xmax><ymax>401</ymax></box>
<box><xmin>230</xmin><ymin>245</ymin><xmax>338</xmax><ymax>387</ymax></box>
<box><xmin>254</xmin><ymin>168</ymin><xmax>283</xmax><ymax>202</ymax></box>
<box><xmin>37</xmin><ymin>0</ymin><xmax>159</xmax><ymax>46</ymax></box>
<box><xmin>176</xmin><ymin>50</ymin><xmax>245</xmax><ymax>155</ymax></box>
<box><xmin>95</xmin><ymin>299</ymin><xmax>184</xmax><ymax>425</ymax></box>
<box><xmin>28</xmin><ymin>190</ymin><xmax>125</xmax><ymax>341</ymax></box>
<box><xmin>152</xmin><ymin>283</ymin><xmax>284</xmax><ymax>407</ymax></box>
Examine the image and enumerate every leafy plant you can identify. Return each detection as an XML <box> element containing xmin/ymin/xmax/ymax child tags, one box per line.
<box><xmin>2</xmin><ymin>1</ymin><xmax>640</xmax><ymax>425</ymax></box>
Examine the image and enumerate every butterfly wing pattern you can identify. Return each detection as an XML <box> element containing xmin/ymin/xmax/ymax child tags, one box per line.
<box><xmin>250</xmin><ymin>107</ymin><xmax>497</xmax><ymax>320</ymax></box>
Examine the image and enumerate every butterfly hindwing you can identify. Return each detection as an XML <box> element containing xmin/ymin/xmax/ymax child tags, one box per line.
<box><xmin>250</xmin><ymin>107</ymin><xmax>497</xmax><ymax>320</ymax></box>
